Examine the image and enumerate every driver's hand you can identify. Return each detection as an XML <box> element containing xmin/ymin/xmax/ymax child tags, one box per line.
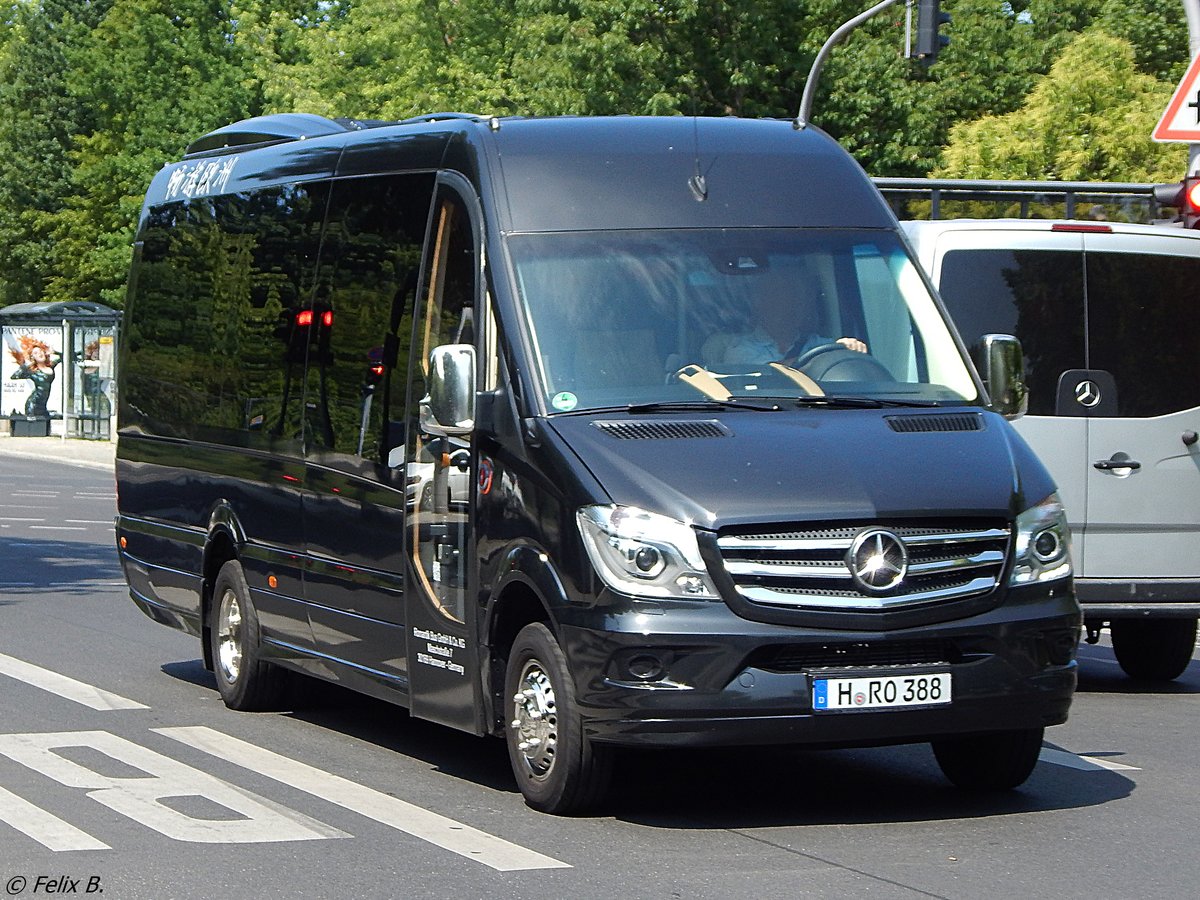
<box><xmin>837</xmin><ymin>337</ymin><xmax>868</xmax><ymax>353</ymax></box>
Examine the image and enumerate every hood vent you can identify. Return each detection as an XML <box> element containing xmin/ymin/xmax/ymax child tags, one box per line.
<box><xmin>594</xmin><ymin>420</ymin><xmax>731</xmax><ymax>440</ymax></box>
<box><xmin>886</xmin><ymin>413</ymin><xmax>983</xmax><ymax>434</ymax></box>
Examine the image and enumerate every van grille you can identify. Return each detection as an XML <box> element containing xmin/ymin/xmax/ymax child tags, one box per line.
<box><xmin>593</xmin><ymin>420</ymin><xmax>730</xmax><ymax>440</ymax></box>
<box><xmin>716</xmin><ymin>521</ymin><xmax>1009</xmax><ymax>612</ymax></box>
<box><xmin>885</xmin><ymin>413</ymin><xmax>983</xmax><ymax>433</ymax></box>
<box><xmin>748</xmin><ymin>639</ymin><xmax>964</xmax><ymax>672</ymax></box>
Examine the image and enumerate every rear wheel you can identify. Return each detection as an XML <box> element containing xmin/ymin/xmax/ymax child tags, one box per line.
<box><xmin>932</xmin><ymin>727</ymin><xmax>1044</xmax><ymax>791</ymax></box>
<box><xmin>505</xmin><ymin>623</ymin><xmax>612</xmax><ymax>814</ymax></box>
<box><xmin>1110</xmin><ymin>618</ymin><xmax>1197</xmax><ymax>682</ymax></box>
<box><xmin>210</xmin><ymin>559</ymin><xmax>288</xmax><ymax>711</ymax></box>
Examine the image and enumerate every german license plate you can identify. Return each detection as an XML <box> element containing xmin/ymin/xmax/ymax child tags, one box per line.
<box><xmin>812</xmin><ymin>672</ymin><xmax>951</xmax><ymax>711</ymax></box>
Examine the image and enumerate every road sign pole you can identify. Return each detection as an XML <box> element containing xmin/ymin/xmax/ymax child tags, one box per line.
<box><xmin>1184</xmin><ymin>0</ymin><xmax>1200</xmax><ymax>170</ymax></box>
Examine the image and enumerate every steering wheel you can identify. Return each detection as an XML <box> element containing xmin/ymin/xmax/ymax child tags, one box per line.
<box><xmin>791</xmin><ymin>342</ymin><xmax>847</xmax><ymax>369</ymax></box>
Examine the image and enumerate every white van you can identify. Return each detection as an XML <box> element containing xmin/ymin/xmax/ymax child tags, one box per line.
<box><xmin>904</xmin><ymin>218</ymin><xmax>1200</xmax><ymax>681</ymax></box>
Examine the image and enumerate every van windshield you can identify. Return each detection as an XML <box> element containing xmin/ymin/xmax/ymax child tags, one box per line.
<box><xmin>509</xmin><ymin>229</ymin><xmax>978</xmax><ymax>412</ymax></box>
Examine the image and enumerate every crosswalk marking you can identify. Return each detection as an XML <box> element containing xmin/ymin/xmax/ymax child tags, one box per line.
<box><xmin>0</xmin><ymin>653</ymin><xmax>148</xmax><ymax>711</ymax></box>
<box><xmin>157</xmin><ymin>725</ymin><xmax>571</xmax><ymax>871</ymax></box>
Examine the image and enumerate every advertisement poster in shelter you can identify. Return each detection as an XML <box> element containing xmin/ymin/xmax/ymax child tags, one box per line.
<box><xmin>2</xmin><ymin>325</ymin><xmax>65</xmax><ymax>422</ymax></box>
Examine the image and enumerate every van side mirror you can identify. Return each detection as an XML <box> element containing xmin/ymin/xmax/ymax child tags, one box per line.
<box><xmin>975</xmin><ymin>334</ymin><xmax>1028</xmax><ymax>420</ymax></box>
<box><xmin>420</xmin><ymin>344</ymin><xmax>476</xmax><ymax>436</ymax></box>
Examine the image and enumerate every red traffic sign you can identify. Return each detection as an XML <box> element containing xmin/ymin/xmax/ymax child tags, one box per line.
<box><xmin>1154</xmin><ymin>53</ymin><xmax>1200</xmax><ymax>142</ymax></box>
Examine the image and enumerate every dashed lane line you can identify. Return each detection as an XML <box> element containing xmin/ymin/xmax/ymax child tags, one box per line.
<box><xmin>1039</xmin><ymin>747</ymin><xmax>1140</xmax><ymax>772</ymax></box>
<box><xmin>0</xmin><ymin>784</ymin><xmax>110</xmax><ymax>852</ymax></box>
<box><xmin>0</xmin><ymin>653</ymin><xmax>148</xmax><ymax>711</ymax></box>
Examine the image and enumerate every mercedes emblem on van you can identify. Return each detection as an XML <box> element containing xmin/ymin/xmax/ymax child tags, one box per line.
<box><xmin>1074</xmin><ymin>379</ymin><xmax>1102</xmax><ymax>408</ymax></box>
<box><xmin>847</xmin><ymin>529</ymin><xmax>909</xmax><ymax>594</ymax></box>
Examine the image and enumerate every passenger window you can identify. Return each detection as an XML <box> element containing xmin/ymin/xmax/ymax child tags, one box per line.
<box><xmin>854</xmin><ymin>246</ymin><xmax>921</xmax><ymax>381</ymax></box>
<box><xmin>938</xmin><ymin>249</ymin><xmax>1086</xmax><ymax>416</ymax></box>
<box><xmin>1087</xmin><ymin>251</ymin><xmax>1200</xmax><ymax>418</ymax></box>
<box><xmin>127</xmin><ymin>185</ymin><xmax>328</xmax><ymax>447</ymax></box>
<box><xmin>303</xmin><ymin>173</ymin><xmax>435</xmax><ymax>462</ymax></box>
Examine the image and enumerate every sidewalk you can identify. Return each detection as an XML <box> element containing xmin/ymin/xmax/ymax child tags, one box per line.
<box><xmin>0</xmin><ymin>435</ymin><xmax>116</xmax><ymax>471</ymax></box>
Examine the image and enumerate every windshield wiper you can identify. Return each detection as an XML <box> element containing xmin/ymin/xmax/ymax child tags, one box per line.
<box><xmin>790</xmin><ymin>396</ymin><xmax>942</xmax><ymax>409</ymax></box>
<box><xmin>626</xmin><ymin>399</ymin><xmax>783</xmax><ymax>413</ymax></box>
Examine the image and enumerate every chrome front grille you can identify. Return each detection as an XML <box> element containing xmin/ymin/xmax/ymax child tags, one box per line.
<box><xmin>716</xmin><ymin>522</ymin><xmax>1010</xmax><ymax>611</ymax></box>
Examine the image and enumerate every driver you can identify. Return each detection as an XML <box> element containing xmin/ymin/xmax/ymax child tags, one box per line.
<box><xmin>699</xmin><ymin>269</ymin><xmax>868</xmax><ymax>368</ymax></box>
<box><xmin>703</xmin><ymin>326</ymin><xmax>867</xmax><ymax>367</ymax></box>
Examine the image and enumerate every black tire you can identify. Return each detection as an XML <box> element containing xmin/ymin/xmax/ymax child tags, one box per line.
<box><xmin>504</xmin><ymin>622</ymin><xmax>613</xmax><ymax>814</ymax></box>
<box><xmin>1111</xmin><ymin>618</ymin><xmax>1197</xmax><ymax>682</ymax></box>
<box><xmin>932</xmin><ymin>727</ymin><xmax>1044</xmax><ymax>791</ymax></box>
<box><xmin>209</xmin><ymin>559</ymin><xmax>288</xmax><ymax>711</ymax></box>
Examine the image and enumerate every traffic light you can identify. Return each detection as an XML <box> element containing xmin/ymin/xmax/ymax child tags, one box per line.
<box><xmin>1153</xmin><ymin>176</ymin><xmax>1200</xmax><ymax>228</ymax></box>
<box><xmin>916</xmin><ymin>0</ymin><xmax>951</xmax><ymax>64</ymax></box>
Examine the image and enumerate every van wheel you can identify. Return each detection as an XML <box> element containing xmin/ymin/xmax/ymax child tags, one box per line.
<box><xmin>1110</xmin><ymin>618</ymin><xmax>1197</xmax><ymax>682</ymax></box>
<box><xmin>932</xmin><ymin>727</ymin><xmax>1044</xmax><ymax>790</ymax></box>
<box><xmin>505</xmin><ymin>623</ymin><xmax>612</xmax><ymax>814</ymax></box>
<box><xmin>210</xmin><ymin>560</ymin><xmax>287</xmax><ymax>711</ymax></box>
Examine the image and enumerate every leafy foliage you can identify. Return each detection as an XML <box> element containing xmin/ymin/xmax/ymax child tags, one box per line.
<box><xmin>0</xmin><ymin>0</ymin><xmax>1194</xmax><ymax>309</ymax></box>
<box><xmin>937</xmin><ymin>29</ymin><xmax>1187</xmax><ymax>182</ymax></box>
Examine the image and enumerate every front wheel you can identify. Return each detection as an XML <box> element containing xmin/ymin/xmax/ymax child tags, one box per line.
<box><xmin>1110</xmin><ymin>618</ymin><xmax>1197</xmax><ymax>682</ymax></box>
<box><xmin>504</xmin><ymin>623</ymin><xmax>612</xmax><ymax>814</ymax></box>
<box><xmin>932</xmin><ymin>727</ymin><xmax>1044</xmax><ymax>791</ymax></box>
<box><xmin>210</xmin><ymin>559</ymin><xmax>288</xmax><ymax>711</ymax></box>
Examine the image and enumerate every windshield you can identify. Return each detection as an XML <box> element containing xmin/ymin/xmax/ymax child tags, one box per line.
<box><xmin>509</xmin><ymin>229</ymin><xmax>978</xmax><ymax>412</ymax></box>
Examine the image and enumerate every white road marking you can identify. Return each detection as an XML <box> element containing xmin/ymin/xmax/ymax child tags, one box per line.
<box><xmin>29</xmin><ymin>526</ymin><xmax>86</xmax><ymax>532</ymax></box>
<box><xmin>0</xmin><ymin>517</ymin><xmax>44</xmax><ymax>522</ymax></box>
<box><xmin>1039</xmin><ymin>747</ymin><xmax>1140</xmax><ymax>772</ymax></box>
<box><xmin>65</xmin><ymin>520</ymin><xmax>113</xmax><ymax>525</ymax></box>
<box><xmin>0</xmin><ymin>731</ymin><xmax>347</xmax><ymax>845</ymax></box>
<box><xmin>0</xmin><ymin>653</ymin><xmax>148</xmax><ymax>711</ymax></box>
<box><xmin>0</xmin><ymin>784</ymin><xmax>110</xmax><ymax>852</ymax></box>
<box><xmin>158</xmin><ymin>725</ymin><xmax>571</xmax><ymax>871</ymax></box>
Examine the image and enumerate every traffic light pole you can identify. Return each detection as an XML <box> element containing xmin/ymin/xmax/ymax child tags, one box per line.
<box><xmin>795</xmin><ymin>0</ymin><xmax>905</xmax><ymax>130</ymax></box>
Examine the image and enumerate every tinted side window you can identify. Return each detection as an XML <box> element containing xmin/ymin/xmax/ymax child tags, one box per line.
<box><xmin>302</xmin><ymin>173</ymin><xmax>435</xmax><ymax>463</ymax></box>
<box><xmin>126</xmin><ymin>184</ymin><xmax>328</xmax><ymax>446</ymax></box>
<box><xmin>938</xmin><ymin>249</ymin><xmax>1085</xmax><ymax>416</ymax></box>
<box><xmin>1087</xmin><ymin>251</ymin><xmax>1200</xmax><ymax>417</ymax></box>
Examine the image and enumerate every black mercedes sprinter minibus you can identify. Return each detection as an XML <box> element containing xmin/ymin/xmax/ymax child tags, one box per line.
<box><xmin>115</xmin><ymin>113</ymin><xmax>1079</xmax><ymax>813</ymax></box>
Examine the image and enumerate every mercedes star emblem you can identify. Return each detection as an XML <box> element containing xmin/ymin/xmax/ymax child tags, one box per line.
<box><xmin>847</xmin><ymin>529</ymin><xmax>908</xmax><ymax>595</ymax></box>
<box><xmin>1074</xmin><ymin>380</ymin><xmax>1102</xmax><ymax>408</ymax></box>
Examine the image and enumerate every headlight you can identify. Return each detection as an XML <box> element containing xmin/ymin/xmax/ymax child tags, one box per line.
<box><xmin>1010</xmin><ymin>492</ymin><xmax>1072</xmax><ymax>586</ymax></box>
<box><xmin>577</xmin><ymin>505</ymin><xmax>718</xmax><ymax>600</ymax></box>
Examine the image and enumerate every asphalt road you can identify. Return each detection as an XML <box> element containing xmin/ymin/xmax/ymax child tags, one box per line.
<box><xmin>1</xmin><ymin>448</ymin><xmax>1198</xmax><ymax>899</ymax></box>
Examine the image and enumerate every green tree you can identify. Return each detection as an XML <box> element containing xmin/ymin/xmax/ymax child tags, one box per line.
<box><xmin>1098</xmin><ymin>0</ymin><xmax>1189</xmax><ymax>83</ymax></box>
<box><xmin>936</xmin><ymin>29</ymin><xmax>1186</xmax><ymax>182</ymax></box>
<box><xmin>0</xmin><ymin>1</ymin><xmax>108</xmax><ymax>308</ymax></box>
<box><xmin>49</xmin><ymin>0</ymin><xmax>256</xmax><ymax>308</ymax></box>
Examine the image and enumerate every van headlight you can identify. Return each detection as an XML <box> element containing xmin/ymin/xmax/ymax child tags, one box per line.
<box><xmin>1010</xmin><ymin>493</ymin><xmax>1073</xmax><ymax>586</ymax></box>
<box><xmin>577</xmin><ymin>505</ymin><xmax>718</xmax><ymax>600</ymax></box>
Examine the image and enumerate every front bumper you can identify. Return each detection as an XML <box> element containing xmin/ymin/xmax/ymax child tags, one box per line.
<box><xmin>559</xmin><ymin>582</ymin><xmax>1079</xmax><ymax>748</ymax></box>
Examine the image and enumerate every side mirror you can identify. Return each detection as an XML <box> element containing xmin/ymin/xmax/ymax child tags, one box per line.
<box><xmin>975</xmin><ymin>334</ymin><xmax>1028</xmax><ymax>420</ymax></box>
<box><xmin>420</xmin><ymin>344</ymin><xmax>476</xmax><ymax>436</ymax></box>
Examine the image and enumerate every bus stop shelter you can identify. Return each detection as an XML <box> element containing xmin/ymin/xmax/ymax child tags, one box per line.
<box><xmin>1</xmin><ymin>300</ymin><xmax>120</xmax><ymax>440</ymax></box>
